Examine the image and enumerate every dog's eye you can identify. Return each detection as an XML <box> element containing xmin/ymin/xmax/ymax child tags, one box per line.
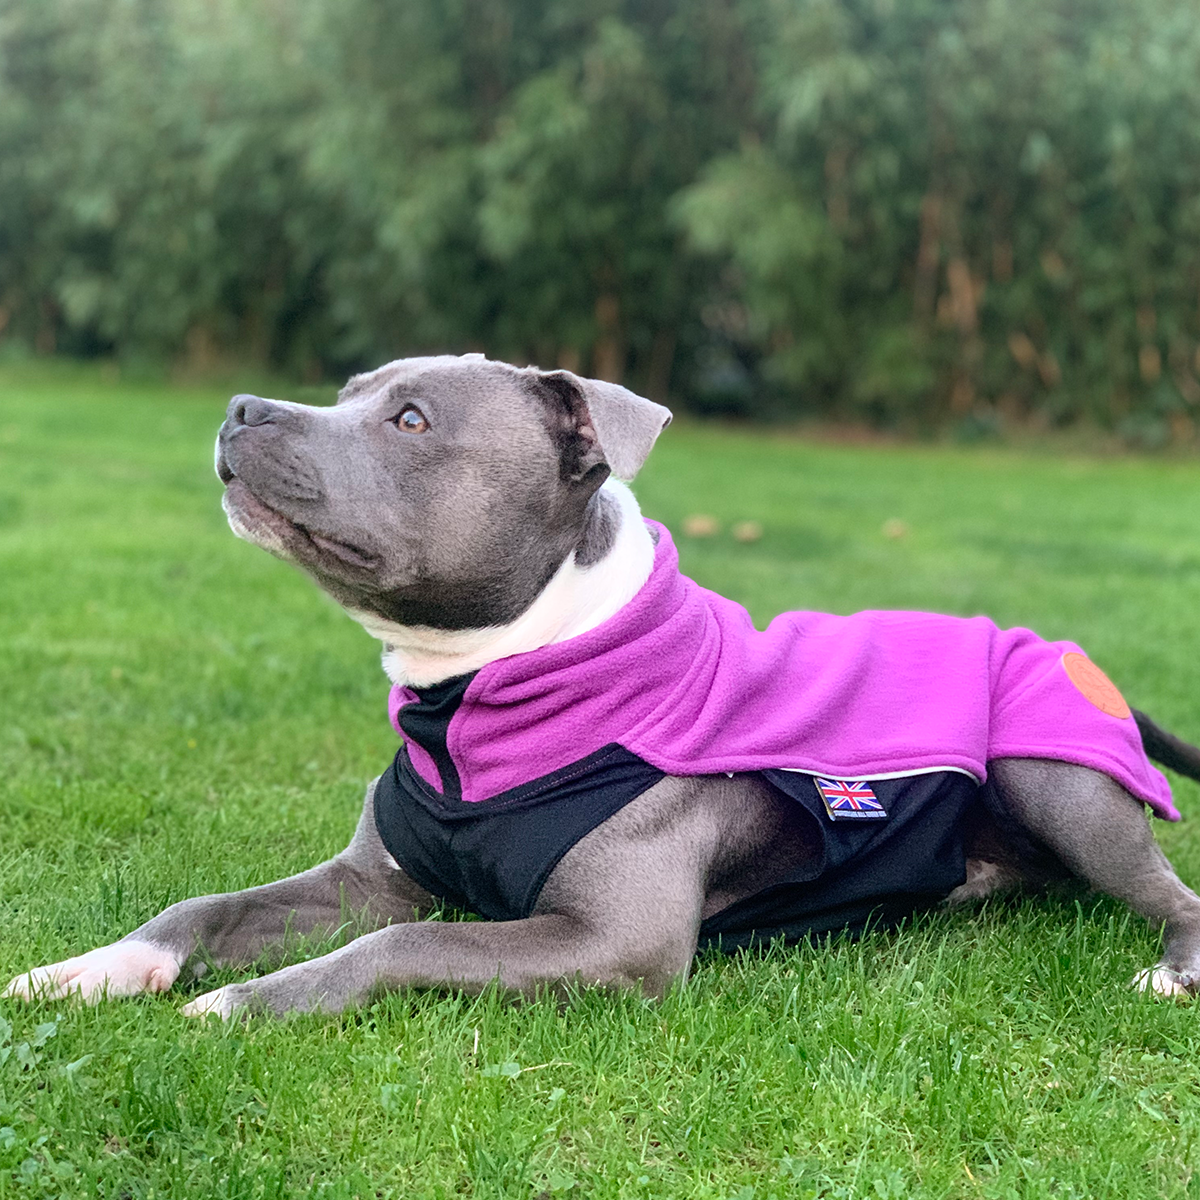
<box><xmin>392</xmin><ymin>405</ymin><xmax>430</xmax><ymax>434</ymax></box>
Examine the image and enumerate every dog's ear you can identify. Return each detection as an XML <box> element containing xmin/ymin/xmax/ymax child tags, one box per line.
<box><xmin>533</xmin><ymin>369</ymin><xmax>672</xmax><ymax>482</ymax></box>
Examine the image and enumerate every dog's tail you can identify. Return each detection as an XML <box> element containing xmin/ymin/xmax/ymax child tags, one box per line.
<box><xmin>1134</xmin><ymin>709</ymin><xmax>1200</xmax><ymax>783</ymax></box>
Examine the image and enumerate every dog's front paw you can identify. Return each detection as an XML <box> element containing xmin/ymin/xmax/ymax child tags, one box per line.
<box><xmin>1133</xmin><ymin>966</ymin><xmax>1197</xmax><ymax>999</ymax></box>
<box><xmin>182</xmin><ymin>958</ymin><xmax>349</xmax><ymax>1020</ymax></box>
<box><xmin>181</xmin><ymin>980</ymin><xmax>316</xmax><ymax>1020</ymax></box>
<box><xmin>181</xmin><ymin>985</ymin><xmax>247</xmax><ymax>1020</ymax></box>
<box><xmin>4</xmin><ymin>941</ymin><xmax>181</xmax><ymax>1003</ymax></box>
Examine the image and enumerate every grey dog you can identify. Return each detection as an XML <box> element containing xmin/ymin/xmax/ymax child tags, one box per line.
<box><xmin>8</xmin><ymin>353</ymin><xmax>1200</xmax><ymax>1018</ymax></box>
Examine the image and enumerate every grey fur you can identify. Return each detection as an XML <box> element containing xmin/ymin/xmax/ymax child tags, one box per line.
<box><xmin>9</xmin><ymin>353</ymin><xmax>1200</xmax><ymax>1017</ymax></box>
<box><xmin>574</xmin><ymin>489</ymin><xmax>620</xmax><ymax>568</ymax></box>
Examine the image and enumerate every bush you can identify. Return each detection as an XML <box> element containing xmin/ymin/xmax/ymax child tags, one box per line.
<box><xmin>3</xmin><ymin>0</ymin><xmax>1200</xmax><ymax>431</ymax></box>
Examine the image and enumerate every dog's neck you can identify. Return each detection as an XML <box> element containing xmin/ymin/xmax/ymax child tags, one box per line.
<box><xmin>349</xmin><ymin>480</ymin><xmax>655</xmax><ymax>689</ymax></box>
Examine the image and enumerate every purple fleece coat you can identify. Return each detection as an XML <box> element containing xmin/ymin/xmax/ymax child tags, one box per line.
<box><xmin>388</xmin><ymin>522</ymin><xmax>1177</xmax><ymax>820</ymax></box>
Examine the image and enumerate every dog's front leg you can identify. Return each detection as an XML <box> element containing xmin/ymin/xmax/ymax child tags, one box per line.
<box><xmin>5</xmin><ymin>782</ymin><xmax>430</xmax><ymax>1003</ymax></box>
<box><xmin>183</xmin><ymin>778</ymin><xmax>716</xmax><ymax>1018</ymax></box>
<box><xmin>181</xmin><ymin>912</ymin><xmax>688</xmax><ymax>1017</ymax></box>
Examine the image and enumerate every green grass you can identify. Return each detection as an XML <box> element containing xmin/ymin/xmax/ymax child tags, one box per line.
<box><xmin>3</xmin><ymin>361</ymin><xmax>1200</xmax><ymax>1198</ymax></box>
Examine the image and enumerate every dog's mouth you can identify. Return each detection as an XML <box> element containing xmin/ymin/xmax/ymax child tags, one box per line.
<box><xmin>221</xmin><ymin>478</ymin><xmax>380</xmax><ymax>572</ymax></box>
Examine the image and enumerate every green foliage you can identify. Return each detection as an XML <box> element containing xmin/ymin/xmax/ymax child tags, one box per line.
<box><xmin>4</xmin><ymin>0</ymin><xmax>1200</xmax><ymax>429</ymax></box>
<box><xmin>0</xmin><ymin>0</ymin><xmax>334</xmax><ymax>367</ymax></box>
<box><xmin>680</xmin><ymin>0</ymin><xmax>1200</xmax><ymax>428</ymax></box>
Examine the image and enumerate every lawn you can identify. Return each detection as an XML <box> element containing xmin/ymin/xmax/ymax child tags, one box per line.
<box><xmin>3</xmin><ymin>361</ymin><xmax>1200</xmax><ymax>1199</ymax></box>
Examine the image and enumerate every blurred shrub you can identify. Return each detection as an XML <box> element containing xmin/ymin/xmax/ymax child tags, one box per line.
<box><xmin>678</xmin><ymin>0</ymin><xmax>1200</xmax><ymax>433</ymax></box>
<box><xmin>2</xmin><ymin>0</ymin><xmax>1200</xmax><ymax>431</ymax></box>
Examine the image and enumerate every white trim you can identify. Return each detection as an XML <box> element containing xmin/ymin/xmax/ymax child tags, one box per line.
<box><xmin>774</xmin><ymin>765</ymin><xmax>982</xmax><ymax>784</ymax></box>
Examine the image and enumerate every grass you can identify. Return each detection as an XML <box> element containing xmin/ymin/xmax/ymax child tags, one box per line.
<box><xmin>2</xmin><ymin>361</ymin><xmax>1200</xmax><ymax>1198</ymax></box>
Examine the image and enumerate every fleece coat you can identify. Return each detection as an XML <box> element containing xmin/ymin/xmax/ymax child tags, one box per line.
<box><xmin>387</xmin><ymin>521</ymin><xmax>1176</xmax><ymax>821</ymax></box>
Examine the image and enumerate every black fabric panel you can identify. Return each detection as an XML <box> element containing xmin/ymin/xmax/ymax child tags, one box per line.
<box><xmin>374</xmin><ymin>743</ymin><xmax>666</xmax><ymax>920</ymax></box>
<box><xmin>394</xmin><ymin>672</ymin><xmax>477</xmax><ymax>799</ymax></box>
<box><xmin>697</xmin><ymin>769</ymin><xmax>977</xmax><ymax>951</ymax></box>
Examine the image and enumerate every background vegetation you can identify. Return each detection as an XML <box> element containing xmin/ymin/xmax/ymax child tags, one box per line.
<box><xmin>4</xmin><ymin>365</ymin><xmax>1200</xmax><ymax>1196</ymax></box>
<box><xmin>5</xmin><ymin>0</ymin><xmax>1200</xmax><ymax>434</ymax></box>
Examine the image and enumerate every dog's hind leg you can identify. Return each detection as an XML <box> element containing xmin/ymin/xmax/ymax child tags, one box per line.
<box><xmin>946</xmin><ymin>802</ymin><xmax>1072</xmax><ymax>906</ymax></box>
<box><xmin>987</xmin><ymin>757</ymin><xmax>1200</xmax><ymax>996</ymax></box>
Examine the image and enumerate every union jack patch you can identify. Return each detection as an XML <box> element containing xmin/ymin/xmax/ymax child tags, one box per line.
<box><xmin>815</xmin><ymin>777</ymin><xmax>887</xmax><ymax>821</ymax></box>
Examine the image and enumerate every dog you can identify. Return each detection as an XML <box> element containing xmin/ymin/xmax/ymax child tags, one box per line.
<box><xmin>8</xmin><ymin>353</ymin><xmax>1200</xmax><ymax>1018</ymax></box>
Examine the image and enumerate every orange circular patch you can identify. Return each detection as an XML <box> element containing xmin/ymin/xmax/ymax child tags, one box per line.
<box><xmin>1061</xmin><ymin>652</ymin><xmax>1131</xmax><ymax>719</ymax></box>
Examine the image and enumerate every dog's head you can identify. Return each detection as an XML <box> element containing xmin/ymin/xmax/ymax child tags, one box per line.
<box><xmin>215</xmin><ymin>354</ymin><xmax>672</xmax><ymax>630</ymax></box>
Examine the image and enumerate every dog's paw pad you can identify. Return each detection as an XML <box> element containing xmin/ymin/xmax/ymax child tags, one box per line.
<box><xmin>1133</xmin><ymin>966</ymin><xmax>1195</xmax><ymax>998</ymax></box>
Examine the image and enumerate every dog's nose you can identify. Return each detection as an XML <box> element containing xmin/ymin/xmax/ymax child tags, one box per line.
<box><xmin>227</xmin><ymin>394</ymin><xmax>278</xmax><ymax>427</ymax></box>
